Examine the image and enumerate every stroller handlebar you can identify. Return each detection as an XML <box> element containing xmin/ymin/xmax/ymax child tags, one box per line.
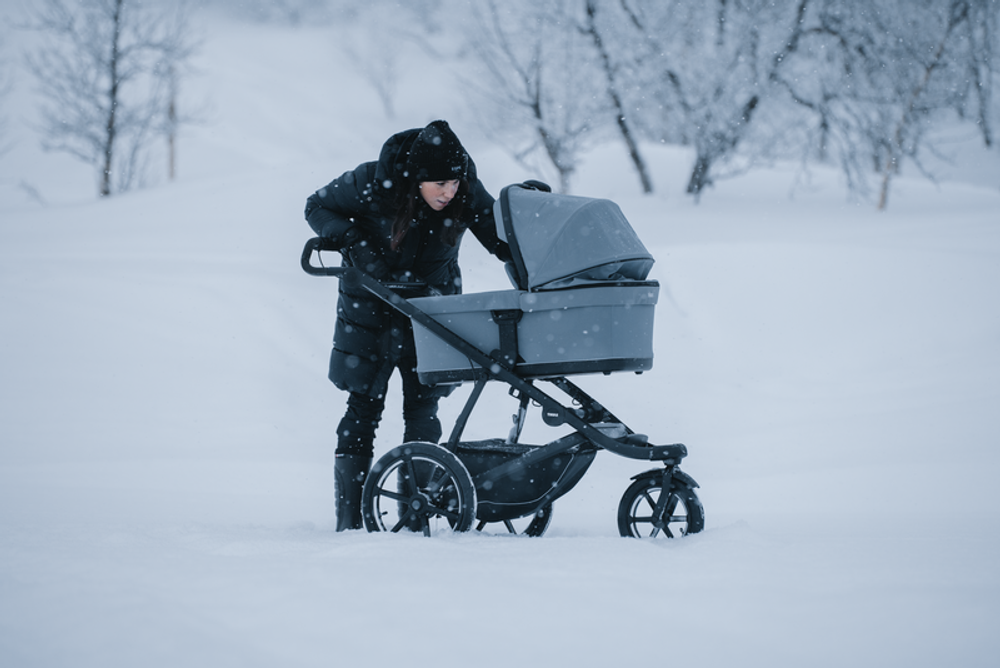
<box><xmin>300</xmin><ymin>236</ymin><xmax>344</xmax><ymax>276</ymax></box>
<box><xmin>301</xmin><ymin>237</ymin><xmax>430</xmax><ymax>292</ymax></box>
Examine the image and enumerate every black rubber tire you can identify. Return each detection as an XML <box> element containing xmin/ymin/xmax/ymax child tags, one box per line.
<box><xmin>475</xmin><ymin>505</ymin><xmax>553</xmax><ymax>537</ymax></box>
<box><xmin>362</xmin><ymin>442</ymin><xmax>477</xmax><ymax>535</ymax></box>
<box><xmin>617</xmin><ymin>475</ymin><xmax>704</xmax><ymax>538</ymax></box>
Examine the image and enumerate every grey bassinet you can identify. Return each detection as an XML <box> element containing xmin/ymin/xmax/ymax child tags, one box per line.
<box><xmin>411</xmin><ymin>183</ymin><xmax>659</xmax><ymax>384</ymax></box>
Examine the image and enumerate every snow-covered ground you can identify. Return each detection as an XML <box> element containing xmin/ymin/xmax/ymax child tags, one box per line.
<box><xmin>2</xmin><ymin>7</ymin><xmax>999</xmax><ymax>667</ymax></box>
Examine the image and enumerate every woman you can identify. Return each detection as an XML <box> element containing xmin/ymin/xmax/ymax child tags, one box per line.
<box><xmin>304</xmin><ymin>120</ymin><xmax>511</xmax><ymax>531</ymax></box>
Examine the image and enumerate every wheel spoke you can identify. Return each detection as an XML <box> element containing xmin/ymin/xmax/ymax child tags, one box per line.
<box><xmin>390</xmin><ymin>507</ymin><xmax>415</xmax><ymax>533</ymax></box>
<box><xmin>424</xmin><ymin>466</ymin><xmax>448</xmax><ymax>494</ymax></box>
<box><xmin>630</xmin><ymin>483</ymin><xmax>666</xmax><ymax>537</ymax></box>
<box><xmin>400</xmin><ymin>456</ymin><xmax>418</xmax><ymax>495</ymax></box>
<box><xmin>663</xmin><ymin>494</ymin><xmax>679</xmax><ymax>518</ymax></box>
<box><xmin>425</xmin><ymin>500</ymin><xmax>462</xmax><ymax>523</ymax></box>
<box><xmin>658</xmin><ymin>493</ymin><xmax>679</xmax><ymax>538</ymax></box>
<box><xmin>375</xmin><ymin>487</ymin><xmax>407</xmax><ymax>504</ymax></box>
<box><xmin>425</xmin><ymin>478</ymin><xmax>462</xmax><ymax>521</ymax></box>
<box><xmin>429</xmin><ymin>480</ymin><xmax>455</xmax><ymax>504</ymax></box>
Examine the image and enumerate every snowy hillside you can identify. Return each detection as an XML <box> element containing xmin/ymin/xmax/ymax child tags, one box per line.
<box><xmin>2</xmin><ymin>7</ymin><xmax>999</xmax><ymax>668</ymax></box>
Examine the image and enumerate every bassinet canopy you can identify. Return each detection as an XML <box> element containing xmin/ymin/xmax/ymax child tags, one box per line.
<box><xmin>495</xmin><ymin>182</ymin><xmax>655</xmax><ymax>291</ymax></box>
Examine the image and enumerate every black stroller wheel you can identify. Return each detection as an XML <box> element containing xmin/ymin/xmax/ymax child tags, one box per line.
<box><xmin>475</xmin><ymin>505</ymin><xmax>553</xmax><ymax>537</ymax></box>
<box><xmin>617</xmin><ymin>476</ymin><xmax>704</xmax><ymax>538</ymax></box>
<box><xmin>362</xmin><ymin>442</ymin><xmax>477</xmax><ymax>535</ymax></box>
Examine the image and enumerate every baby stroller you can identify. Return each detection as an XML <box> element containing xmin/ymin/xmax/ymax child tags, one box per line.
<box><xmin>301</xmin><ymin>181</ymin><xmax>703</xmax><ymax>538</ymax></box>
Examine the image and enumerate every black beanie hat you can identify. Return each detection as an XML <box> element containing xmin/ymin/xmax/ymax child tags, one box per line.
<box><xmin>406</xmin><ymin>120</ymin><xmax>469</xmax><ymax>182</ymax></box>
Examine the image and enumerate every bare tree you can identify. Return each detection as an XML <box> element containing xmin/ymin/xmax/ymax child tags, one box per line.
<box><xmin>774</xmin><ymin>0</ymin><xmax>997</xmax><ymax>209</ymax></box>
<box><xmin>962</xmin><ymin>0</ymin><xmax>998</xmax><ymax>149</ymax></box>
<box><xmin>581</xmin><ymin>0</ymin><xmax>653</xmax><ymax>193</ymax></box>
<box><xmin>166</xmin><ymin>63</ymin><xmax>178</xmax><ymax>181</ymax></box>
<box><xmin>456</xmin><ymin>0</ymin><xmax>998</xmax><ymax>205</ymax></box>
<box><xmin>25</xmin><ymin>0</ymin><xmax>197</xmax><ymax>197</ymax></box>
<box><xmin>338</xmin><ymin>3</ymin><xmax>403</xmax><ymax>120</ymax></box>
<box><xmin>0</xmin><ymin>43</ymin><xmax>10</xmax><ymax>159</ymax></box>
<box><xmin>600</xmin><ymin>0</ymin><xmax>811</xmax><ymax>199</ymax></box>
<box><xmin>682</xmin><ymin>0</ymin><xmax>811</xmax><ymax>197</ymax></box>
<box><xmin>465</xmin><ymin>0</ymin><xmax>607</xmax><ymax>193</ymax></box>
<box><xmin>869</xmin><ymin>0</ymin><xmax>995</xmax><ymax>209</ymax></box>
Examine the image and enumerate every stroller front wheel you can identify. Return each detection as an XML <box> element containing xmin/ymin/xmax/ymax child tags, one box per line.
<box><xmin>617</xmin><ymin>473</ymin><xmax>704</xmax><ymax>538</ymax></box>
<box><xmin>362</xmin><ymin>442</ymin><xmax>477</xmax><ymax>535</ymax></box>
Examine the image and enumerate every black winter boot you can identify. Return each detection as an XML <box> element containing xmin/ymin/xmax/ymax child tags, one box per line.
<box><xmin>334</xmin><ymin>453</ymin><xmax>371</xmax><ymax>531</ymax></box>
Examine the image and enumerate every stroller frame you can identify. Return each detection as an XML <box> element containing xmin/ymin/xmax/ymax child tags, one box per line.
<box><xmin>302</xmin><ymin>238</ymin><xmax>704</xmax><ymax>538</ymax></box>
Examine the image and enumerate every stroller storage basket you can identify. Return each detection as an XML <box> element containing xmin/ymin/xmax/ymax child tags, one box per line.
<box><xmin>451</xmin><ymin>436</ymin><xmax>597</xmax><ymax>523</ymax></box>
<box><xmin>411</xmin><ymin>282</ymin><xmax>658</xmax><ymax>384</ymax></box>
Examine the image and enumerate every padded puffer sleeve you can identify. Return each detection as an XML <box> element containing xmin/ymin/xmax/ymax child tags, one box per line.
<box><xmin>304</xmin><ymin>162</ymin><xmax>379</xmax><ymax>248</ymax></box>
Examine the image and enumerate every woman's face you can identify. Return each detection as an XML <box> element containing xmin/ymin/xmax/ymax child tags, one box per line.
<box><xmin>419</xmin><ymin>180</ymin><xmax>460</xmax><ymax>211</ymax></box>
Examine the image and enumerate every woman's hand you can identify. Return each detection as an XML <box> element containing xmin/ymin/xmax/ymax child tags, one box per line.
<box><xmin>344</xmin><ymin>237</ymin><xmax>390</xmax><ymax>280</ymax></box>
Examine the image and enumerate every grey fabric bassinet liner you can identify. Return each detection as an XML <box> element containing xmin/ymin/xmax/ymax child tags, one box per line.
<box><xmin>410</xmin><ymin>283</ymin><xmax>659</xmax><ymax>383</ymax></box>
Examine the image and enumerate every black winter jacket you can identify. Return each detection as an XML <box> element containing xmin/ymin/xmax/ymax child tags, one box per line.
<box><xmin>304</xmin><ymin>128</ymin><xmax>511</xmax><ymax>396</ymax></box>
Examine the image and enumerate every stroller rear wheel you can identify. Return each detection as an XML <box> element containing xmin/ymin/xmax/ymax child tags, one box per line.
<box><xmin>362</xmin><ymin>442</ymin><xmax>477</xmax><ymax>535</ymax></box>
<box><xmin>475</xmin><ymin>505</ymin><xmax>553</xmax><ymax>537</ymax></box>
<box><xmin>617</xmin><ymin>474</ymin><xmax>704</xmax><ymax>538</ymax></box>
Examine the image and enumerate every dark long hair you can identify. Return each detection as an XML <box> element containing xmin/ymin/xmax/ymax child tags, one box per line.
<box><xmin>390</xmin><ymin>178</ymin><xmax>469</xmax><ymax>251</ymax></box>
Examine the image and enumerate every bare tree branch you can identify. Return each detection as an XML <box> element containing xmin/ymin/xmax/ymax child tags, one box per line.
<box><xmin>24</xmin><ymin>0</ymin><xmax>199</xmax><ymax>197</ymax></box>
